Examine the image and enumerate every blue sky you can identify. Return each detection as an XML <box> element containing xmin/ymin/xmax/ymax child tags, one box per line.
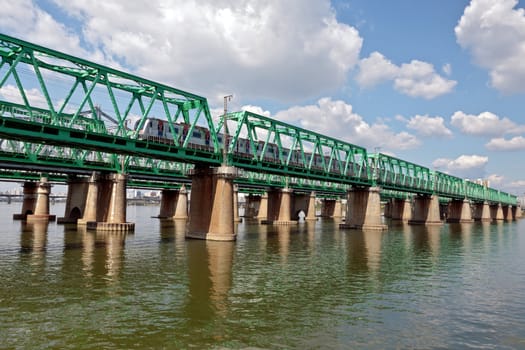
<box><xmin>1</xmin><ymin>0</ymin><xmax>525</xmax><ymax>195</ymax></box>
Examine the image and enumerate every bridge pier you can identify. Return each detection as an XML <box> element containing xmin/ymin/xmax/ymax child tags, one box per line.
<box><xmin>446</xmin><ymin>199</ymin><xmax>474</xmax><ymax>223</ymax></box>
<box><xmin>514</xmin><ymin>205</ymin><xmax>522</xmax><ymax>219</ymax></box>
<box><xmin>333</xmin><ymin>198</ymin><xmax>343</xmax><ymax>219</ymax></box>
<box><xmin>234</xmin><ymin>185</ymin><xmax>242</xmax><ymax>223</ymax></box>
<box><xmin>58</xmin><ymin>176</ymin><xmax>88</xmax><ymax>224</ymax></box>
<box><xmin>502</xmin><ymin>205</ymin><xmax>514</xmax><ymax>221</ymax></box>
<box><xmin>244</xmin><ymin>194</ymin><xmax>260</xmax><ymax>219</ymax></box>
<box><xmin>408</xmin><ymin>195</ymin><xmax>443</xmax><ymax>225</ymax></box>
<box><xmin>490</xmin><ymin>203</ymin><xmax>504</xmax><ymax>221</ymax></box>
<box><xmin>157</xmin><ymin>186</ymin><xmax>188</xmax><ymax>220</ymax></box>
<box><xmin>340</xmin><ymin>186</ymin><xmax>387</xmax><ymax>230</ymax></box>
<box><xmin>305</xmin><ymin>192</ymin><xmax>317</xmax><ymax>221</ymax></box>
<box><xmin>384</xmin><ymin>200</ymin><xmax>392</xmax><ymax>218</ymax></box>
<box><xmin>473</xmin><ymin>201</ymin><xmax>491</xmax><ymax>222</ymax></box>
<box><xmin>78</xmin><ymin>173</ymin><xmax>134</xmax><ymax>232</ymax></box>
<box><xmin>321</xmin><ymin>199</ymin><xmax>335</xmax><ymax>218</ymax></box>
<box><xmin>264</xmin><ymin>188</ymin><xmax>297</xmax><ymax>225</ymax></box>
<box><xmin>13</xmin><ymin>182</ymin><xmax>38</xmax><ymax>220</ymax></box>
<box><xmin>256</xmin><ymin>192</ymin><xmax>269</xmax><ymax>223</ymax></box>
<box><xmin>391</xmin><ymin>198</ymin><xmax>412</xmax><ymax>222</ymax></box>
<box><xmin>187</xmin><ymin>165</ymin><xmax>237</xmax><ymax>241</ymax></box>
<box><xmin>27</xmin><ymin>177</ymin><xmax>56</xmax><ymax>222</ymax></box>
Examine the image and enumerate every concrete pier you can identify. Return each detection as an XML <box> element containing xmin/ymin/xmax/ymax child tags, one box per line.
<box><xmin>333</xmin><ymin>198</ymin><xmax>343</xmax><ymax>219</ymax></box>
<box><xmin>58</xmin><ymin>176</ymin><xmax>88</xmax><ymax>224</ymax></box>
<box><xmin>305</xmin><ymin>192</ymin><xmax>317</xmax><ymax>221</ymax></box>
<box><xmin>13</xmin><ymin>182</ymin><xmax>38</xmax><ymax>220</ymax></box>
<box><xmin>391</xmin><ymin>199</ymin><xmax>412</xmax><ymax>222</ymax></box>
<box><xmin>490</xmin><ymin>203</ymin><xmax>504</xmax><ymax>221</ymax></box>
<box><xmin>473</xmin><ymin>201</ymin><xmax>491</xmax><ymax>222</ymax></box>
<box><xmin>158</xmin><ymin>189</ymin><xmax>179</xmax><ymax>218</ymax></box>
<box><xmin>340</xmin><ymin>186</ymin><xmax>387</xmax><ymax>230</ymax></box>
<box><xmin>233</xmin><ymin>185</ymin><xmax>242</xmax><ymax>223</ymax></box>
<box><xmin>446</xmin><ymin>199</ymin><xmax>474</xmax><ymax>223</ymax></box>
<box><xmin>187</xmin><ymin>165</ymin><xmax>237</xmax><ymax>241</ymax></box>
<box><xmin>244</xmin><ymin>194</ymin><xmax>261</xmax><ymax>218</ymax></box>
<box><xmin>503</xmin><ymin>205</ymin><xmax>514</xmax><ymax>221</ymax></box>
<box><xmin>173</xmin><ymin>185</ymin><xmax>188</xmax><ymax>220</ymax></box>
<box><xmin>514</xmin><ymin>206</ymin><xmax>522</xmax><ymax>219</ymax></box>
<box><xmin>321</xmin><ymin>199</ymin><xmax>336</xmax><ymax>218</ymax></box>
<box><xmin>27</xmin><ymin>177</ymin><xmax>56</xmax><ymax>222</ymax></box>
<box><xmin>408</xmin><ymin>195</ymin><xmax>443</xmax><ymax>225</ymax></box>
<box><xmin>77</xmin><ymin>172</ymin><xmax>100</xmax><ymax>226</ymax></box>
<box><xmin>256</xmin><ymin>192</ymin><xmax>269</xmax><ymax>223</ymax></box>
<box><xmin>264</xmin><ymin>188</ymin><xmax>296</xmax><ymax>225</ymax></box>
<box><xmin>81</xmin><ymin>173</ymin><xmax>134</xmax><ymax>232</ymax></box>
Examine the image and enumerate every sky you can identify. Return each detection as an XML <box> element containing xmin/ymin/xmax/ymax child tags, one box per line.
<box><xmin>1</xmin><ymin>0</ymin><xmax>525</xmax><ymax>196</ymax></box>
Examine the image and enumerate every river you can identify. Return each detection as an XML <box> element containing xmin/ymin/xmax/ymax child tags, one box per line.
<box><xmin>0</xmin><ymin>202</ymin><xmax>524</xmax><ymax>349</ymax></box>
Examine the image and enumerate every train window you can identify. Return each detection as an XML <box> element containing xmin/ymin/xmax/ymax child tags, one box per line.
<box><xmin>193</xmin><ymin>132</ymin><xmax>201</xmax><ymax>138</ymax></box>
<box><xmin>218</xmin><ymin>137</ymin><xmax>222</xmax><ymax>143</ymax></box>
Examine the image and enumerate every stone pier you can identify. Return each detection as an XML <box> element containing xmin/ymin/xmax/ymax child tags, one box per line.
<box><xmin>305</xmin><ymin>192</ymin><xmax>318</xmax><ymax>221</ymax></box>
<box><xmin>80</xmin><ymin>173</ymin><xmax>134</xmax><ymax>232</ymax></box>
<box><xmin>391</xmin><ymin>198</ymin><xmax>412</xmax><ymax>222</ymax></box>
<box><xmin>333</xmin><ymin>198</ymin><xmax>343</xmax><ymax>219</ymax></box>
<box><xmin>503</xmin><ymin>205</ymin><xmax>514</xmax><ymax>221</ymax></box>
<box><xmin>408</xmin><ymin>195</ymin><xmax>443</xmax><ymax>225</ymax></box>
<box><xmin>446</xmin><ymin>199</ymin><xmax>474</xmax><ymax>223</ymax></box>
<box><xmin>321</xmin><ymin>199</ymin><xmax>336</xmax><ymax>218</ymax></box>
<box><xmin>244</xmin><ymin>194</ymin><xmax>261</xmax><ymax>218</ymax></box>
<box><xmin>233</xmin><ymin>185</ymin><xmax>242</xmax><ymax>223</ymax></box>
<box><xmin>256</xmin><ymin>192</ymin><xmax>268</xmax><ymax>223</ymax></box>
<box><xmin>57</xmin><ymin>176</ymin><xmax>88</xmax><ymax>224</ymax></box>
<box><xmin>156</xmin><ymin>185</ymin><xmax>188</xmax><ymax>220</ymax></box>
<box><xmin>514</xmin><ymin>206</ymin><xmax>522</xmax><ymax>219</ymax></box>
<box><xmin>473</xmin><ymin>201</ymin><xmax>491</xmax><ymax>222</ymax></box>
<box><xmin>13</xmin><ymin>182</ymin><xmax>38</xmax><ymax>220</ymax></box>
<box><xmin>187</xmin><ymin>165</ymin><xmax>237</xmax><ymax>241</ymax></box>
<box><xmin>264</xmin><ymin>188</ymin><xmax>296</xmax><ymax>225</ymax></box>
<box><xmin>490</xmin><ymin>203</ymin><xmax>504</xmax><ymax>221</ymax></box>
<box><xmin>340</xmin><ymin>186</ymin><xmax>387</xmax><ymax>230</ymax></box>
<box><xmin>27</xmin><ymin>177</ymin><xmax>56</xmax><ymax>222</ymax></box>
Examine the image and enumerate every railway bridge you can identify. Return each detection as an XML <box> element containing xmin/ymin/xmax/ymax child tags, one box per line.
<box><xmin>0</xmin><ymin>33</ymin><xmax>519</xmax><ymax>240</ymax></box>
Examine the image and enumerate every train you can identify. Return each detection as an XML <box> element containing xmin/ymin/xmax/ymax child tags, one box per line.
<box><xmin>132</xmin><ymin>117</ymin><xmax>362</xmax><ymax>175</ymax></box>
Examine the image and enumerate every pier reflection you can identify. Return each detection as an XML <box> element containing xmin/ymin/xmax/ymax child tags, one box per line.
<box><xmin>19</xmin><ymin>221</ymin><xmax>48</xmax><ymax>266</ymax></box>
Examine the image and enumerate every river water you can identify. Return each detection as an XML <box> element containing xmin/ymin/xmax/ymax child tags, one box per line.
<box><xmin>0</xmin><ymin>202</ymin><xmax>524</xmax><ymax>349</ymax></box>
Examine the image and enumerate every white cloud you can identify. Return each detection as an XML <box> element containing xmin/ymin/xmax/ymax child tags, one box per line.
<box><xmin>485</xmin><ymin>136</ymin><xmax>525</xmax><ymax>151</ymax></box>
<box><xmin>451</xmin><ymin>111</ymin><xmax>524</xmax><ymax>136</ymax></box>
<box><xmin>394</xmin><ymin>60</ymin><xmax>457</xmax><ymax>99</ymax></box>
<box><xmin>28</xmin><ymin>0</ymin><xmax>362</xmax><ymax>102</ymax></box>
<box><xmin>355</xmin><ymin>52</ymin><xmax>398</xmax><ymax>88</ymax></box>
<box><xmin>486</xmin><ymin>174</ymin><xmax>504</xmax><ymax>185</ymax></box>
<box><xmin>356</xmin><ymin>52</ymin><xmax>456</xmax><ymax>99</ymax></box>
<box><xmin>405</xmin><ymin>115</ymin><xmax>452</xmax><ymax>138</ymax></box>
<box><xmin>432</xmin><ymin>154</ymin><xmax>488</xmax><ymax>179</ymax></box>
<box><xmin>442</xmin><ymin>63</ymin><xmax>452</xmax><ymax>76</ymax></box>
<box><xmin>273</xmin><ymin>97</ymin><xmax>420</xmax><ymax>151</ymax></box>
<box><xmin>0</xmin><ymin>84</ymin><xmax>48</xmax><ymax>108</ymax></box>
<box><xmin>455</xmin><ymin>0</ymin><xmax>525</xmax><ymax>93</ymax></box>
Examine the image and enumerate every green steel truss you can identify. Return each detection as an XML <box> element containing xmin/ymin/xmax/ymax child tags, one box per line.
<box><xmin>0</xmin><ymin>33</ymin><xmax>518</xmax><ymax>206</ymax></box>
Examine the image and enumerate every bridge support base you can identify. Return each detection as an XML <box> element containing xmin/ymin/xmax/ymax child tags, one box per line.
<box><xmin>503</xmin><ymin>205</ymin><xmax>514</xmax><ymax>221</ymax></box>
<box><xmin>391</xmin><ymin>199</ymin><xmax>412</xmax><ymax>222</ymax></box>
<box><xmin>340</xmin><ymin>187</ymin><xmax>387</xmax><ymax>230</ymax></box>
<box><xmin>262</xmin><ymin>188</ymin><xmax>297</xmax><ymax>225</ymax></box>
<box><xmin>256</xmin><ymin>192</ymin><xmax>269</xmax><ymax>223</ymax></box>
<box><xmin>408</xmin><ymin>195</ymin><xmax>443</xmax><ymax>225</ymax></box>
<box><xmin>58</xmin><ymin>176</ymin><xmax>88</xmax><ymax>224</ymax></box>
<box><xmin>473</xmin><ymin>201</ymin><xmax>491</xmax><ymax>222</ymax></box>
<box><xmin>514</xmin><ymin>206</ymin><xmax>522</xmax><ymax>219</ymax></box>
<box><xmin>244</xmin><ymin>194</ymin><xmax>261</xmax><ymax>219</ymax></box>
<box><xmin>27</xmin><ymin>177</ymin><xmax>56</xmax><ymax>222</ymax></box>
<box><xmin>446</xmin><ymin>199</ymin><xmax>474</xmax><ymax>223</ymax></box>
<box><xmin>234</xmin><ymin>185</ymin><xmax>242</xmax><ymax>223</ymax></box>
<box><xmin>490</xmin><ymin>203</ymin><xmax>504</xmax><ymax>221</ymax></box>
<box><xmin>305</xmin><ymin>192</ymin><xmax>317</xmax><ymax>221</ymax></box>
<box><xmin>13</xmin><ymin>182</ymin><xmax>38</xmax><ymax>220</ymax></box>
<box><xmin>156</xmin><ymin>186</ymin><xmax>188</xmax><ymax>220</ymax></box>
<box><xmin>186</xmin><ymin>165</ymin><xmax>237</xmax><ymax>241</ymax></box>
<box><xmin>79</xmin><ymin>173</ymin><xmax>134</xmax><ymax>232</ymax></box>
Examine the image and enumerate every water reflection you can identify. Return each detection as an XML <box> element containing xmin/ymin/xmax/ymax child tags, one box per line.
<box><xmin>19</xmin><ymin>221</ymin><xmax>48</xmax><ymax>266</ymax></box>
<box><xmin>185</xmin><ymin>239</ymin><xmax>234</xmax><ymax>335</ymax></box>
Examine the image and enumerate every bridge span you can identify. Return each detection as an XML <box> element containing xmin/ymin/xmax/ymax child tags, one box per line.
<box><xmin>0</xmin><ymin>33</ymin><xmax>520</xmax><ymax>240</ymax></box>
